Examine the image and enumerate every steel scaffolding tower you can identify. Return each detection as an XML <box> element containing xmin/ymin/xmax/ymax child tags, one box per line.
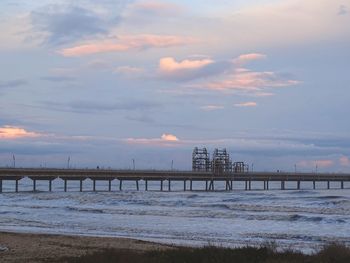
<box><xmin>192</xmin><ymin>147</ymin><xmax>211</xmax><ymax>171</ymax></box>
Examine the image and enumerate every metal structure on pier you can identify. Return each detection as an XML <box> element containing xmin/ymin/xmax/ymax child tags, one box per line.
<box><xmin>192</xmin><ymin>147</ymin><xmax>211</xmax><ymax>172</ymax></box>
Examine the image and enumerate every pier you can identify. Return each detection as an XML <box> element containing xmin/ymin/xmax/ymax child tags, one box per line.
<box><xmin>0</xmin><ymin>168</ymin><xmax>349</xmax><ymax>192</ymax></box>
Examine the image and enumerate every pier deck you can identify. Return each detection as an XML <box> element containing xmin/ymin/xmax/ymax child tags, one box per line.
<box><xmin>0</xmin><ymin>168</ymin><xmax>349</xmax><ymax>192</ymax></box>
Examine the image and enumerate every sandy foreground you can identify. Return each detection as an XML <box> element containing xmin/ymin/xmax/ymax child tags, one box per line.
<box><xmin>0</xmin><ymin>231</ymin><xmax>172</xmax><ymax>263</ymax></box>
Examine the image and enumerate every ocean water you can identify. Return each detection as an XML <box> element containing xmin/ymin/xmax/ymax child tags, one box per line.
<box><xmin>0</xmin><ymin>178</ymin><xmax>349</xmax><ymax>253</ymax></box>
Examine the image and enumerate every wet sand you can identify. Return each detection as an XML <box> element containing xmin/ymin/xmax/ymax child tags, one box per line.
<box><xmin>0</xmin><ymin>231</ymin><xmax>172</xmax><ymax>263</ymax></box>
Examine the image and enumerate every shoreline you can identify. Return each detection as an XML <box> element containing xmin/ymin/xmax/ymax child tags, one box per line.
<box><xmin>0</xmin><ymin>231</ymin><xmax>172</xmax><ymax>263</ymax></box>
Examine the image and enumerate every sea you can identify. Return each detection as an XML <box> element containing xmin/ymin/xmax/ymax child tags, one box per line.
<box><xmin>0</xmin><ymin>178</ymin><xmax>349</xmax><ymax>253</ymax></box>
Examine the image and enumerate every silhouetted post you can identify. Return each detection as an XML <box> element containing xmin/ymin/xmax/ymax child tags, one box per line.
<box><xmin>80</xmin><ymin>180</ymin><xmax>83</xmax><ymax>192</ymax></box>
<box><xmin>327</xmin><ymin>181</ymin><xmax>330</xmax><ymax>189</ymax></box>
<box><xmin>249</xmin><ymin>180</ymin><xmax>251</xmax><ymax>190</ymax></box>
<box><xmin>136</xmin><ymin>180</ymin><xmax>139</xmax><ymax>191</ymax></box>
<box><xmin>183</xmin><ymin>180</ymin><xmax>186</xmax><ymax>191</ymax></box>
<box><xmin>281</xmin><ymin>181</ymin><xmax>285</xmax><ymax>190</ymax></box>
<box><xmin>245</xmin><ymin>181</ymin><xmax>248</xmax><ymax>190</ymax></box>
<box><xmin>93</xmin><ymin>180</ymin><xmax>96</xmax><ymax>192</ymax></box>
<box><xmin>266</xmin><ymin>180</ymin><xmax>269</xmax><ymax>190</ymax></box>
<box><xmin>15</xmin><ymin>180</ymin><xmax>19</xmax><ymax>193</ymax></box>
<box><xmin>205</xmin><ymin>180</ymin><xmax>208</xmax><ymax>191</ymax></box>
<box><xmin>230</xmin><ymin>180</ymin><xmax>233</xmax><ymax>190</ymax></box>
<box><xmin>297</xmin><ymin>181</ymin><xmax>300</xmax><ymax>190</ymax></box>
<box><xmin>49</xmin><ymin>180</ymin><xmax>52</xmax><ymax>192</ymax></box>
<box><xmin>64</xmin><ymin>180</ymin><xmax>67</xmax><ymax>192</ymax></box>
<box><xmin>168</xmin><ymin>180</ymin><xmax>171</xmax><ymax>191</ymax></box>
<box><xmin>0</xmin><ymin>180</ymin><xmax>2</xmax><ymax>193</ymax></box>
<box><xmin>145</xmin><ymin>180</ymin><xmax>148</xmax><ymax>191</ymax></box>
<box><xmin>33</xmin><ymin>179</ymin><xmax>36</xmax><ymax>192</ymax></box>
<box><xmin>313</xmin><ymin>181</ymin><xmax>316</xmax><ymax>190</ymax></box>
<box><xmin>264</xmin><ymin>181</ymin><xmax>266</xmax><ymax>190</ymax></box>
<box><xmin>109</xmin><ymin>180</ymin><xmax>112</xmax><ymax>191</ymax></box>
<box><xmin>160</xmin><ymin>180</ymin><xmax>163</xmax><ymax>191</ymax></box>
<box><xmin>341</xmin><ymin>181</ymin><xmax>344</xmax><ymax>189</ymax></box>
<box><xmin>190</xmin><ymin>180</ymin><xmax>193</xmax><ymax>191</ymax></box>
<box><xmin>119</xmin><ymin>180</ymin><xmax>123</xmax><ymax>191</ymax></box>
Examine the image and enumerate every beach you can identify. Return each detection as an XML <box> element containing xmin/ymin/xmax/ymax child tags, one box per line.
<box><xmin>0</xmin><ymin>231</ymin><xmax>171</xmax><ymax>263</ymax></box>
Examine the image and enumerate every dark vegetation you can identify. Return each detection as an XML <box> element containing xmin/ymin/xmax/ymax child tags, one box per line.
<box><xmin>61</xmin><ymin>243</ymin><xmax>350</xmax><ymax>263</ymax></box>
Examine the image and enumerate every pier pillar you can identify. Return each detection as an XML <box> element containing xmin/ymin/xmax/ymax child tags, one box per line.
<box><xmin>267</xmin><ymin>181</ymin><xmax>269</xmax><ymax>190</ymax></box>
<box><xmin>245</xmin><ymin>181</ymin><xmax>248</xmax><ymax>190</ymax></box>
<box><xmin>249</xmin><ymin>180</ymin><xmax>252</xmax><ymax>190</ymax></box>
<box><xmin>109</xmin><ymin>180</ymin><xmax>112</xmax><ymax>191</ymax></box>
<box><xmin>190</xmin><ymin>180</ymin><xmax>193</xmax><ymax>191</ymax></box>
<box><xmin>15</xmin><ymin>180</ymin><xmax>19</xmax><ymax>193</ymax></box>
<box><xmin>205</xmin><ymin>181</ymin><xmax>208</xmax><ymax>191</ymax></box>
<box><xmin>136</xmin><ymin>180</ymin><xmax>139</xmax><ymax>191</ymax></box>
<box><xmin>119</xmin><ymin>180</ymin><xmax>123</xmax><ymax>191</ymax></box>
<box><xmin>93</xmin><ymin>180</ymin><xmax>96</xmax><ymax>192</ymax></box>
<box><xmin>281</xmin><ymin>181</ymin><xmax>285</xmax><ymax>190</ymax></box>
<box><xmin>160</xmin><ymin>180</ymin><xmax>163</xmax><ymax>191</ymax></box>
<box><xmin>313</xmin><ymin>181</ymin><xmax>316</xmax><ymax>190</ymax></box>
<box><xmin>341</xmin><ymin>181</ymin><xmax>344</xmax><ymax>189</ymax></box>
<box><xmin>183</xmin><ymin>180</ymin><xmax>186</xmax><ymax>191</ymax></box>
<box><xmin>0</xmin><ymin>180</ymin><xmax>2</xmax><ymax>193</ymax></box>
<box><xmin>80</xmin><ymin>180</ymin><xmax>83</xmax><ymax>192</ymax></box>
<box><xmin>210</xmin><ymin>180</ymin><xmax>214</xmax><ymax>191</ymax></box>
<box><xmin>327</xmin><ymin>181</ymin><xmax>330</xmax><ymax>189</ymax></box>
<box><xmin>297</xmin><ymin>181</ymin><xmax>300</xmax><ymax>190</ymax></box>
<box><xmin>64</xmin><ymin>180</ymin><xmax>67</xmax><ymax>192</ymax></box>
<box><xmin>49</xmin><ymin>180</ymin><xmax>52</xmax><ymax>192</ymax></box>
<box><xmin>145</xmin><ymin>180</ymin><xmax>148</xmax><ymax>191</ymax></box>
<box><xmin>168</xmin><ymin>180</ymin><xmax>171</xmax><ymax>191</ymax></box>
<box><xmin>33</xmin><ymin>179</ymin><xmax>36</xmax><ymax>192</ymax></box>
<box><xmin>230</xmin><ymin>180</ymin><xmax>233</xmax><ymax>190</ymax></box>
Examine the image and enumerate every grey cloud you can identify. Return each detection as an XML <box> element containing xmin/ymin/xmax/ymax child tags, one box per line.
<box><xmin>0</xmin><ymin>79</ymin><xmax>27</xmax><ymax>88</ymax></box>
<box><xmin>338</xmin><ymin>5</ymin><xmax>348</xmax><ymax>15</ymax></box>
<box><xmin>31</xmin><ymin>6</ymin><xmax>114</xmax><ymax>45</ymax></box>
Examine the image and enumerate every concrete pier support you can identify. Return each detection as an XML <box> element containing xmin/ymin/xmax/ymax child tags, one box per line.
<box><xmin>297</xmin><ymin>181</ymin><xmax>300</xmax><ymax>190</ymax></box>
<box><xmin>281</xmin><ymin>181</ymin><xmax>285</xmax><ymax>190</ymax></box>
<box><xmin>119</xmin><ymin>180</ymin><xmax>123</xmax><ymax>191</ymax></box>
<box><xmin>168</xmin><ymin>180</ymin><xmax>171</xmax><ymax>191</ymax></box>
<box><xmin>145</xmin><ymin>180</ymin><xmax>148</xmax><ymax>191</ymax></box>
<box><xmin>136</xmin><ymin>180</ymin><xmax>139</xmax><ymax>191</ymax></box>
<box><xmin>64</xmin><ymin>180</ymin><xmax>67</xmax><ymax>192</ymax></box>
<box><xmin>15</xmin><ymin>180</ymin><xmax>19</xmax><ymax>193</ymax></box>
<box><xmin>190</xmin><ymin>180</ymin><xmax>193</xmax><ymax>191</ymax></box>
<box><xmin>80</xmin><ymin>180</ymin><xmax>83</xmax><ymax>192</ymax></box>
<box><xmin>245</xmin><ymin>181</ymin><xmax>248</xmax><ymax>190</ymax></box>
<box><xmin>33</xmin><ymin>179</ymin><xmax>36</xmax><ymax>192</ymax></box>
<box><xmin>313</xmin><ymin>181</ymin><xmax>316</xmax><ymax>190</ymax></box>
<box><xmin>248</xmin><ymin>180</ymin><xmax>252</xmax><ymax>190</ymax></box>
<box><xmin>0</xmin><ymin>180</ymin><xmax>2</xmax><ymax>193</ymax></box>
<box><xmin>327</xmin><ymin>181</ymin><xmax>330</xmax><ymax>189</ymax></box>
<box><xmin>93</xmin><ymin>180</ymin><xmax>96</xmax><ymax>192</ymax></box>
<box><xmin>341</xmin><ymin>181</ymin><xmax>344</xmax><ymax>189</ymax></box>
<box><xmin>205</xmin><ymin>180</ymin><xmax>208</xmax><ymax>191</ymax></box>
<box><xmin>160</xmin><ymin>180</ymin><xmax>163</xmax><ymax>191</ymax></box>
<box><xmin>183</xmin><ymin>180</ymin><xmax>186</xmax><ymax>191</ymax></box>
<box><xmin>267</xmin><ymin>180</ymin><xmax>269</xmax><ymax>190</ymax></box>
<box><xmin>49</xmin><ymin>180</ymin><xmax>52</xmax><ymax>192</ymax></box>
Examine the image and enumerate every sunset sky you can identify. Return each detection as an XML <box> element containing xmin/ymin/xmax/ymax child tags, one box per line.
<box><xmin>1</xmin><ymin>0</ymin><xmax>350</xmax><ymax>171</ymax></box>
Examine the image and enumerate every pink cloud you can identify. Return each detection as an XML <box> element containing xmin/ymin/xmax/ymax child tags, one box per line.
<box><xmin>60</xmin><ymin>35</ymin><xmax>196</xmax><ymax>57</ymax></box>
<box><xmin>339</xmin><ymin>156</ymin><xmax>350</xmax><ymax>166</ymax></box>
<box><xmin>126</xmin><ymin>133</ymin><xmax>180</xmax><ymax>147</ymax></box>
<box><xmin>298</xmin><ymin>159</ymin><xmax>334</xmax><ymax>168</ymax></box>
<box><xmin>114</xmin><ymin>66</ymin><xmax>144</xmax><ymax>75</ymax></box>
<box><xmin>0</xmin><ymin>126</ymin><xmax>41</xmax><ymax>140</ymax></box>
<box><xmin>159</xmin><ymin>57</ymin><xmax>213</xmax><ymax>72</ymax></box>
<box><xmin>130</xmin><ymin>1</ymin><xmax>184</xmax><ymax>15</ymax></box>
<box><xmin>200</xmin><ymin>105</ymin><xmax>224</xmax><ymax>111</ymax></box>
<box><xmin>234</xmin><ymin>53</ymin><xmax>267</xmax><ymax>65</ymax></box>
<box><xmin>198</xmin><ymin>69</ymin><xmax>298</xmax><ymax>92</ymax></box>
<box><xmin>234</xmin><ymin>102</ymin><xmax>257</xmax><ymax>107</ymax></box>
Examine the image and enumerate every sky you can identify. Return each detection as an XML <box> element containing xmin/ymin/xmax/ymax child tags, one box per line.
<box><xmin>0</xmin><ymin>0</ymin><xmax>350</xmax><ymax>172</ymax></box>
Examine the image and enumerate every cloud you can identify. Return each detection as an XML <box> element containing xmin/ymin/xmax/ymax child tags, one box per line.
<box><xmin>158</xmin><ymin>56</ymin><xmax>231</xmax><ymax>81</ymax></box>
<box><xmin>338</xmin><ymin>5</ymin><xmax>348</xmax><ymax>15</ymax></box>
<box><xmin>114</xmin><ymin>66</ymin><xmax>144</xmax><ymax>75</ymax></box>
<box><xmin>60</xmin><ymin>34</ymin><xmax>196</xmax><ymax>56</ymax></box>
<box><xmin>200</xmin><ymin>105</ymin><xmax>224</xmax><ymax>111</ymax></box>
<box><xmin>339</xmin><ymin>156</ymin><xmax>350</xmax><ymax>166</ymax></box>
<box><xmin>126</xmin><ymin>133</ymin><xmax>180</xmax><ymax>147</ymax></box>
<box><xmin>31</xmin><ymin>6</ymin><xmax>111</xmax><ymax>46</ymax></box>
<box><xmin>298</xmin><ymin>159</ymin><xmax>334</xmax><ymax>168</ymax></box>
<box><xmin>128</xmin><ymin>1</ymin><xmax>184</xmax><ymax>16</ymax></box>
<box><xmin>196</xmin><ymin>69</ymin><xmax>299</xmax><ymax>93</ymax></box>
<box><xmin>233</xmin><ymin>53</ymin><xmax>267</xmax><ymax>65</ymax></box>
<box><xmin>0</xmin><ymin>79</ymin><xmax>27</xmax><ymax>88</ymax></box>
<box><xmin>0</xmin><ymin>126</ymin><xmax>41</xmax><ymax>139</ymax></box>
<box><xmin>234</xmin><ymin>102</ymin><xmax>257</xmax><ymax>107</ymax></box>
